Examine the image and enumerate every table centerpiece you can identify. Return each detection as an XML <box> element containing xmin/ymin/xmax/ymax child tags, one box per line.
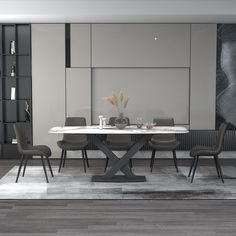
<box><xmin>103</xmin><ymin>90</ymin><xmax>129</xmax><ymax>129</ymax></box>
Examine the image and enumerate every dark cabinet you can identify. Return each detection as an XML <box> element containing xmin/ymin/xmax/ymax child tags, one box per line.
<box><xmin>0</xmin><ymin>24</ymin><xmax>32</xmax><ymax>158</ymax></box>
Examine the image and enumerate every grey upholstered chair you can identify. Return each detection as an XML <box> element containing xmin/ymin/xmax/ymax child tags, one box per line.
<box><xmin>104</xmin><ymin>117</ymin><xmax>134</xmax><ymax>172</ymax></box>
<box><xmin>149</xmin><ymin>118</ymin><xmax>179</xmax><ymax>172</ymax></box>
<box><xmin>14</xmin><ymin>123</ymin><xmax>54</xmax><ymax>183</ymax></box>
<box><xmin>188</xmin><ymin>122</ymin><xmax>228</xmax><ymax>183</ymax></box>
<box><xmin>57</xmin><ymin>117</ymin><xmax>89</xmax><ymax>173</ymax></box>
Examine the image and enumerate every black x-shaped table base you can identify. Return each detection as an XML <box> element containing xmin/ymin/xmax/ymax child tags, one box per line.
<box><xmin>91</xmin><ymin>134</ymin><xmax>151</xmax><ymax>182</ymax></box>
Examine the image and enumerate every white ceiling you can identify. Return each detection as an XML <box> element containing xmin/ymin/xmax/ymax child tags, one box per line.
<box><xmin>0</xmin><ymin>0</ymin><xmax>236</xmax><ymax>23</ymax></box>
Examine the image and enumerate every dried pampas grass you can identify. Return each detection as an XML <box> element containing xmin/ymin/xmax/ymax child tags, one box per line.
<box><xmin>103</xmin><ymin>90</ymin><xmax>129</xmax><ymax>110</ymax></box>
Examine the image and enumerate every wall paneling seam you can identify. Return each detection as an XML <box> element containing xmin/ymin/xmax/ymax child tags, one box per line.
<box><xmin>90</xmin><ymin>24</ymin><xmax>93</xmax><ymax>125</ymax></box>
<box><xmin>189</xmin><ymin>24</ymin><xmax>192</xmax><ymax>128</ymax></box>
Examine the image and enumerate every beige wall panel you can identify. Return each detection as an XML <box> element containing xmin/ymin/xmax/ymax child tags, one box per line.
<box><xmin>32</xmin><ymin>24</ymin><xmax>65</xmax><ymax>157</ymax></box>
<box><xmin>190</xmin><ymin>24</ymin><xmax>217</xmax><ymax>130</ymax></box>
<box><xmin>92</xmin><ymin>68</ymin><xmax>189</xmax><ymax>125</ymax></box>
<box><xmin>92</xmin><ymin>24</ymin><xmax>190</xmax><ymax>67</ymax></box>
<box><xmin>71</xmin><ymin>24</ymin><xmax>90</xmax><ymax>67</ymax></box>
<box><xmin>66</xmin><ymin>68</ymin><xmax>91</xmax><ymax>124</ymax></box>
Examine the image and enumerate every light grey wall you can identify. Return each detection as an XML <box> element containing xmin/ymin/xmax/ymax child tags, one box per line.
<box><xmin>92</xmin><ymin>68</ymin><xmax>189</xmax><ymax>125</ymax></box>
<box><xmin>190</xmin><ymin>24</ymin><xmax>217</xmax><ymax>130</ymax></box>
<box><xmin>92</xmin><ymin>24</ymin><xmax>190</xmax><ymax>67</ymax></box>
<box><xmin>71</xmin><ymin>24</ymin><xmax>91</xmax><ymax>68</ymax></box>
<box><xmin>32</xmin><ymin>24</ymin><xmax>65</xmax><ymax>157</ymax></box>
<box><xmin>66</xmin><ymin>68</ymin><xmax>91</xmax><ymax>124</ymax></box>
<box><xmin>31</xmin><ymin>23</ymin><xmax>217</xmax><ymax>157</ymax></box>
<box><xmin>68</xmin><ymin>23</ymin><xmax>217</xmax><ymax>129</ymax></box>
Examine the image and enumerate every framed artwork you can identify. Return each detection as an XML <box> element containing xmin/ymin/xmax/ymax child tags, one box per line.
<box><xmin>216</xmin><ymin>24</ymin><xmax>236</xmax><ymax>129</ymax></box>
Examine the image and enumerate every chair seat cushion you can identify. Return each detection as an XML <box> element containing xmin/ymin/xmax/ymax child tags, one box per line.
<box><xmin>190</xmin><ymin>145</ymin><xmax>217</xmax><ymax>157</ymax></box>
<box><xmin>104</xmin><ymin>141</ymin><xmax>134</xmax><ymax>150</ymax></box>
<box><xmin>57</xmin><ymin>140</ymin><xmax>88</xmax><ymax>150</ymax></box>
<box><xmin>21</xmin><ymin>145</ymin><xmax>52</xmax><ymax>157</ymax></box>
<box><xmin>149</xmin><ymin>140</ymin><xmax>179</xmax><ymax>151</ymax></box>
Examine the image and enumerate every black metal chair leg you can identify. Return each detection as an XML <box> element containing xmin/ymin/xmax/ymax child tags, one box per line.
<box><xmin>46</xmin><ymin>156</ymin><xmax>54</xmax><ymax>177</ymax></box>
<box><xmin>150</xmin><ymin>156</ymin><xmax>153</xmax><ymax>168</ymax></box>
<box><xmin>129</xmin><ymin>159</ymin><xmax>133</xmax><ymax>169</ymax></box>
<box><xmin>172</xmin><ymin>150</ymin><xmax>178</xmax><ymax>172</ymax></box>
<box><xmin>104</xmin><ymin>156</ymin><xmax>109</xmax><ymax>172</ymax></box>
<box><xmin>84</xmin><ymin>148</ymin><xmax>89</xmax><ymax>168</ymax></box>
<box><xmin>58</xmin><ymin>150</ymin><xmax>64</xmax><ymax>172</ymax></box>
<box><xmin>62</xmin><ymin>150</ymin><xmax>67</xmax><ymax>167</ymax></box>
<box><xmin>215</xmin><ymin>155</ymin><xmax>224</xmax><ymax>183</ymax></box>
<box><xmin>213</xmin><ymin>155</ymin><xmax>220</xmax><ymax>178</ymax></box>
<box><xmin>16</xmin><ymin>155</ymin><xmax>25</xmax><ymax>183</ymax></box>
<box><xmin>22</xmin><ymin>157</ymin><xmax>28</xmax><ymax>177</ymax></box>
<box><xmin>150</xmin><ymin>158</ymin><xmax>154</xmax><ymax>169</ymax></box>
<box><xmin>188</xmin><ymin>157</ymin><xmax>196</xmax><ymax>177</ymax></box>
<box><xmin>41</xmin><ymin>156</ymin><xmax>49</xmax><ymax>183</ymax></box>
<box><xmin>191</xmin><ymin>156</ymin><xmax>199</xmax><ymax>183</ymax></box>
<box><xmin>150</xmin><ymin>149</ymin><xmax>156</xmax><ymax>172</ymax></box>
<box><xmin>81</xmin><ymin>149</ymin><xmax>86</xmax><ymax>173</ymax></box>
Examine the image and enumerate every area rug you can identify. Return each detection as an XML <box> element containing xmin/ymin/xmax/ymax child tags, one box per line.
<box><xmin>1</xmin><ymin>165</ymin><xmax>236</xmax><ymax>199</ymax></box>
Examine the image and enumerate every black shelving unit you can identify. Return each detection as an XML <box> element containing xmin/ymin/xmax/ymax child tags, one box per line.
<box><xmin>0</xmin><ymin>24</ymin><xmax>32</xmax><ymax>158</ymax></box>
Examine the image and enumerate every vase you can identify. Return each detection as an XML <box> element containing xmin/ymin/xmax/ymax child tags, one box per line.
<box><xmin>24</xmin><ymin>101</ymin><xmax>31</xmax><ymax>122</ymax></box>
<box><xmin>114</xmin><ymin>112</ymin><xmax>128</xmax><ymax>129</ymax></box>
<box><xmin>10</xmin><ymin>40</ymin><xmax>16</xmax><ymax>55</ymax></box>
<box><xmin>10</xmin><ymin>65</ymin><xmax>15</xmax><ymax>77</ymax></box>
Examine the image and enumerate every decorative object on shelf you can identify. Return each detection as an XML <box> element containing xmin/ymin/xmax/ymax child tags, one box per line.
<box><xmin>10</xmin><ymin>40</ymin><xmax>16</xmax><ymax>55</ymax></box>
<box><xmin>11</xmin><ymin>138</ymin><xmax>17</xmax><ymax>144</ymax></box>
<box><xmin>103</xmin><ymin>90</ymin><xmax>129</xmax><ymax>129</ymax></box>
<box><xmin>24</xmin><ymin>101</ymin><xmax>31</xmax><ymax>122</ymax></box>
<box><xmin>10</xmin><ymin>87</ymin><xmax>15</xmax><ymax>100</ymax></box>
<box><xmin>10</xmin><ymin>64</ymin><xmax>15</xmax><ymax>77</ymax></box>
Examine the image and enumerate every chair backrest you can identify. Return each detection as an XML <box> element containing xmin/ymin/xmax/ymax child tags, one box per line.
<box><xmin>13</xmin><ymin>123</ymin><xmax>28</xmax><ymax>153</ymax></box>
<box><xmin>63</xmin><ymin>117</ymin><xmax>87</xmax><ymax>142</ymax></box>
<box><xmin>151</xmin><ymin>117</ymin><xmax>176</xmax><ymax>142</ymax></box>
<box><xmin>215</xmin><ymin>122</ymin><xmax>228</xmax><ymax>154</ymax></box>
<box><xmin>107</xmin><ymin>117</ymin><xmax>131</xmax><ymax>143</ymax></box>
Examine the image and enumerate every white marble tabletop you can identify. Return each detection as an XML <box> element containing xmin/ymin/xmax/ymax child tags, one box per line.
<box><xmin>49</xmin><ymin>125</ymin><xmax>188</xmax><ymax>134</ymax></box>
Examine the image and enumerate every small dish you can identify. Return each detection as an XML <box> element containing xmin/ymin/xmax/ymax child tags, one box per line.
<box><xmin>145</xmin><ymin>123</ymin><xmax>156</xmax><ymax>129</ymax></box>
<box><xmin>136</xmin><ymin>123</ymin><xmax>143</xmax><ymax>129</ymax></box>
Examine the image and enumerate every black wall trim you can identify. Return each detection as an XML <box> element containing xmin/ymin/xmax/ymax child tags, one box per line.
<box><xmin>65</xmin><ymin>23</ymin><xmax>70</xmax><ymax>68</ymax></box>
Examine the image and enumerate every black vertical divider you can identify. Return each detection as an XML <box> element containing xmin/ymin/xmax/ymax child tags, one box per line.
<box><xmin>65</xmin><ymin>23</ymin><xmax>71</xmax><ymax>68</ymax></box>
<box><xmin>0</xmin><ymin>24</ymin><xmax>3</xmax><ymax>157</ymax></box>
<box><xmin>14</xmin><ymin>25</ymin><xmax>19</xmax><ymax>124</ymax></box>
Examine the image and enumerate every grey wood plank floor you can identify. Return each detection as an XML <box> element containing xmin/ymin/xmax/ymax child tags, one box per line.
<box><xmin>0</xmin><ymin>159</ymin><xmax>236</xmax><ymax>235</ymax></box>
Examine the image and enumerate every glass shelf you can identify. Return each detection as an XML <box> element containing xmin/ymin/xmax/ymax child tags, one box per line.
<box><xmin>1</xmin><ymin>54</ymin><xmax>30</xmax><ymax>56</ymax></box>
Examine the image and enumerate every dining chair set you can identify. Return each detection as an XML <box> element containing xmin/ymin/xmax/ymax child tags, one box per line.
<box><xmin>13</xmin><ymin>117</ymin><xmax>228</xmax><ymax>183</ymax></box>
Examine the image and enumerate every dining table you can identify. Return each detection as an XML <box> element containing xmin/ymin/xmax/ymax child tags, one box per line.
<box><xmin>49</xmin><ymin>125</ymin><xmax>188</xmax><ymax>182</ymax></box>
